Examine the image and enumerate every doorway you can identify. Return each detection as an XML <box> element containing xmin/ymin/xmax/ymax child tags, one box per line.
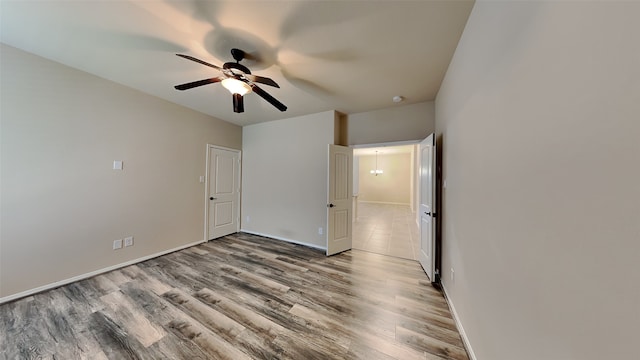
<box><xmin>352</xmin><ymin>143</ymin><xmax>420</xmax><ymax>260</ymax></box>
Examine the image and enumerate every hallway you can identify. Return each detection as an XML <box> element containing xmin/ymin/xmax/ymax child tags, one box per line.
<box><xmin>352</xmin><ymin>202</ymin><xmax>420</xmax><ymax>261</ymax></box>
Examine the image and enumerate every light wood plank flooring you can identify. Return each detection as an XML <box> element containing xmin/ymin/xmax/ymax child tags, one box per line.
<box><xmin>0</xmin><ymin>233</ymin><xmax>468</xmax><ymax>360</ymax></box>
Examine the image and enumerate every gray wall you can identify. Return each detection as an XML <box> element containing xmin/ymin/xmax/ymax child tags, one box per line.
<box><xmin>348</xmin><ymin>102</ymin><xmax>434</xmax><ymax>145</ymax></box>
<box><xmin>0</xmin><ymin>44</ymin><xmax>242</xmax><ymax>300</ymax></box>
<box><xmin>241</xmin><ymin>111</ymin><xmax>336</xmax><ymax>248</ymax></box>
<box><xmin>435</xmin><ymin>2</ymin><xmax>640</xmax><ymax>359</ymax></box>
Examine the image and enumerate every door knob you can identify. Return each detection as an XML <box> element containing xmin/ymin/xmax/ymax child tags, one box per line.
<box><xmin>210</xmin><ymin>197</ymin><xmax>217</xmax><ymax>200</ymax></box>
<box><xmin>328</xmin><ymin>203</ymin><xmax>335</xmax><ymax>208</ymax></box>
<box><xmin>424</xmin><ymin>211</ymin><xmax>431</xmax><ymax>216</ymax></box>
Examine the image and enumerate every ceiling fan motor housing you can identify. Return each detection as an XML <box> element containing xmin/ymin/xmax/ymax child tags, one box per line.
<box><xmin>230</xmin><ymin>48</ymin><xmax>245</xmax><ymax>62</ymax></box>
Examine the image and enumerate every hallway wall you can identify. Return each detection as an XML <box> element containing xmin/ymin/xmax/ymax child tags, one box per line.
<box><xmin>357</xmin><ymin>153</ymin><xmax>412</xmax><ymax>205</ymax></box>
<box><xmin>348</xmin><ymin>102</ymin><xmax>434</xmax><ymax>145</ymax></box>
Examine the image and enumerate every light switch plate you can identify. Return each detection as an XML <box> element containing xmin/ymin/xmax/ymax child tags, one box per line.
<box><xmin>113</xmin><ymin>160</ymin><xmax>123</xmax><ymax>170</ymax></box>
<box><xmin>113</xmin><ymin>239</ymin><xmax>123</xmax><ymax>250</ymax></box>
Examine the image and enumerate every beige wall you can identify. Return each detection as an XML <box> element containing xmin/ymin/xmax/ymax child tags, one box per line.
<box><xmin>348</xmin><ymin>101</ymin><xmax>435</xmax><ymax>145</ymax></box>
<box><xmin>435</xmin><ymin>2</ymin><xmax>640</xmax><ymax>360</ymax></box>
<box><xmin>357</xmin><ymin>153</ymin><xmax>411</xmax><ymax>205</ymax></box>
<box><xmin>0</xmin><ymin>45</ymin><xmax>242</xmax><ymax>300</ymax></box>
<box><xmin>241</xmin><ymin>111</ymin><xmax>336</xmax><ymax>249</ymax></box>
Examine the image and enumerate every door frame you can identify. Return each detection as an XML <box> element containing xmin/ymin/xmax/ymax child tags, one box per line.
<box><xmin>351</xmin><ymin>140</ymin><xmax>422</xmax><ymax>217</ymax></box>
<box><xmin>204</xmin><ymin>144</ymin><xmax>242</xmax><ymax>241</ymax></box>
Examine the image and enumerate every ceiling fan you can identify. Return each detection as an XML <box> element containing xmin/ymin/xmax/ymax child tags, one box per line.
<box><xmin>174</xmin><ymin>48</ymin><xmax>287</xmax><ymax>113</ymax></box>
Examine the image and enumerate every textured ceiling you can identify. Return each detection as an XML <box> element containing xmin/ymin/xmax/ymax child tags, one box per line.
<box><xmin>0</xmin><ymin>0</ymin><xmax>474</xmax><ymax>126</ymax></box>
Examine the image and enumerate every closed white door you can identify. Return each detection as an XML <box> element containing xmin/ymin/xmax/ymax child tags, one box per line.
<box><xmin>419</xmin><ymin>134</ymin><xmax>436</xmax><ymax>281</ymax></box>
<box><xmin>327</xmin><ymin>144</ymin><xmax>353</xmax><ymax>256</ymax></box>
<box><xmin>207</xmin><ymin>146</ymin><xmax>240</xmax><ymax>240</ymax></box>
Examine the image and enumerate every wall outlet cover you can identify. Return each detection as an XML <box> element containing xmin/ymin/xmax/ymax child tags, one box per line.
<box><xmin>124</xmin><ymin>236</ymin><xmax>134</xmax><ymax>247</ymax></box>
<box><xmin>113</xmin><ymin>239</ymin><xmax>123</xmax><ymax>250</ymax></box>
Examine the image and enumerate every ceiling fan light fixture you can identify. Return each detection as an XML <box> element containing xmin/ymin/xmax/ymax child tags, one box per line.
<box><xmin>175</xmin><ymin>50</ymin><xmax>286</xmax><ymax>112</ymax></box>
<box><xmin>221</xmin><ymin>78</ymin><xmax>252</xmax><ymax>96</ymax></box>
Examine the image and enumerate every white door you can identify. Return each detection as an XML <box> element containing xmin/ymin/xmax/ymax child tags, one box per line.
<box><xmin>327</xmin><ymin>144</ymin><xmax>353</xmax><ymax>256</ymax></box>
<box><xmin>419</xmin><ymin>134</ymin><xmax>436</xmax><ymax>281</ymax></box>
<box><xmin>207</xmin><ymin>146</ymin><xmax>240</xmax><ymax>240</ymax></box>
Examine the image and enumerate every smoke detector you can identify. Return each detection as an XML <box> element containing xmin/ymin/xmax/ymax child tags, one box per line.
<box><xmin>392</xmin><ymin>95</ymin><xmax>404</xmax><ymax>103</ymax></box>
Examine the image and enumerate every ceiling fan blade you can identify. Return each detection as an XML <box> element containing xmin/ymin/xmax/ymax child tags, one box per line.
<box><xmin>174</xmin><ymin>77</ymin><xmax>223</xmax><ymax>91</ymax></box>
<box><xmin>244</xmin><ymin>75</ymin><xmax>280</xmax><ymax>88</ymax></box>
<box><xmin>176</xmin><ymin>54</ymin><xmax>222</xmax><ymax>71</ymax></box>
<box><xmin>251</xmin><ymin>84</ymin><xmax>287</xmax><ymax>112</ymax></box>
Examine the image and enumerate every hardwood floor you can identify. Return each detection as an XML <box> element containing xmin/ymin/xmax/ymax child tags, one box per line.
<box><xmin>0</xmin><ymin>233</ymin><xmax>468</xmax><ymax>360</ymax></box>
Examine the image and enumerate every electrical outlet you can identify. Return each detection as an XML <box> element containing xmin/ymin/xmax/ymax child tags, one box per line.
<box><xmin>246</xmin><ymin>216</ymin><xmax>250</xmax><ymax>223</ymax></box>
<box><xmin>450</xmin><ymin>267</ymin><xmax>455</xmax><ymax>282</ymax></box>
<box><xmin>318</xmin><ymin>227</ymin><xmax>323</xmax><ymax>235</ymax></box>
<box><xmin>113</xmin><ymin>239</ymin><xmax>123</xmax><ymax>250</ymax></box>
<box><xmin>124</xmin><ymin>236</ymin><xmax>134</xmax><ymax>247</ymax></box>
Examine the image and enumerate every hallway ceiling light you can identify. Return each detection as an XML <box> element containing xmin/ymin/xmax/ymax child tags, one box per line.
<box><xmin>370</xmin><ymin>151</ymin><xmax>383</xmax><ymax>176</ymax></box>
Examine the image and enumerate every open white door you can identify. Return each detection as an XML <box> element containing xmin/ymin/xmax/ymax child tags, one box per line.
<box><xmin>206</xmin><ymin>145</ymin><xmax>241</xmax><ymax>240</ymax></box>
<box><xmin>327</xmin><ymin>144</ymin><xmax>353</xmax><ymax>256</ymax></box>
<box><xmin>419</xmin><ymin>134</ymin><xmax>436</xmax><ymax>281</ymax></box>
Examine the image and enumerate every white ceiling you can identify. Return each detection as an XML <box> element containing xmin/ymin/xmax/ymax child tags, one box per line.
<box><xmin>0</xmin><ymin>0</ymin><xmax>474</xmax><ymax>126</ymax></box>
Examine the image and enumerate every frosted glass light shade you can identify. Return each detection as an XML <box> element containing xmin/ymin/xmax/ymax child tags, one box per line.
<box><xmin>221</xmin><ymin>78</ymin><xmax>251</xmax><ymax>96</ymax></box>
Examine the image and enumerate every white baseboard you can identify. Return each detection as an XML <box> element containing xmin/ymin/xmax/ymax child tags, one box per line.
<box><xmin>240</xmin><ymin>229</ymin><xmax>326</xmax><ymax>251</ymax></box>
<box><xmin>442</xmin><ymin>285</ymin><xmax>478</xmax><ymax>360</ymax></box>
<box><xmin>0</xmin><ymin>239</ymin><xmax>207</xmax><ymax>305</ymax></box>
